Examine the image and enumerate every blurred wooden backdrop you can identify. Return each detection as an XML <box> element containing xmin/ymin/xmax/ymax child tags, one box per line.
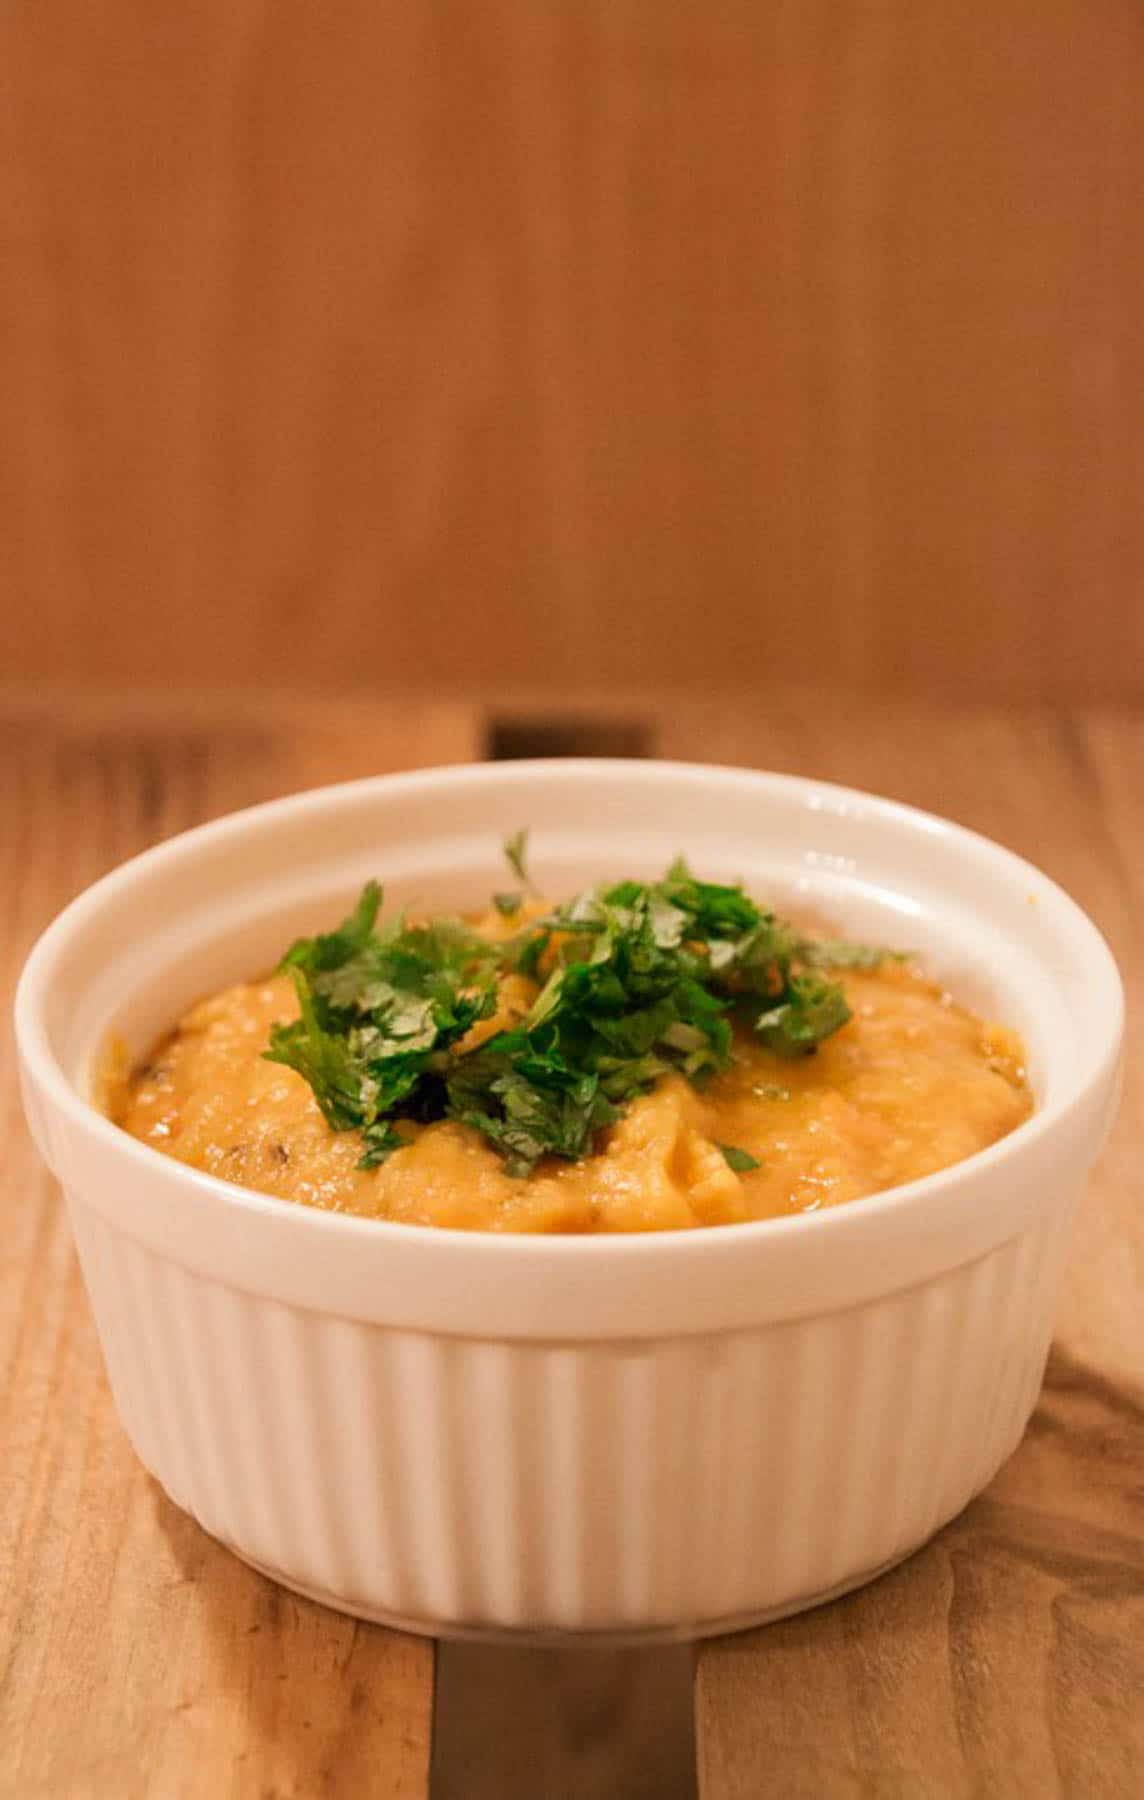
<box><xmin>3</xmin><ymin>0</ymin><xmax>1143</xmax><ymax>702</ymax></box>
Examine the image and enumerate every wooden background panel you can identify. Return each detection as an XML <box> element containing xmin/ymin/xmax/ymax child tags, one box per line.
<box><xmin>2</xmin><ymin>1</ymin><xmax>1143</xmax><ymax>701</ymax></box>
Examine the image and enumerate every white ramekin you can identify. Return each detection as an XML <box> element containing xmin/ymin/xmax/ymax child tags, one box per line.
<box><xmin>14</xmin><ymin>761</ymin><xmax>1122</xmax><ymax>1643</ymax></box>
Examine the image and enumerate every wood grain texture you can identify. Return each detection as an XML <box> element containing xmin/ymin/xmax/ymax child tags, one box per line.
<box><xmin>3</xmin><ymin>3</ymin><xmax>1144</xmax><ymax>701</ymax></box>
<box><xmin>432</xmin><ymin>1644</ymin><xmax>697</xmax><ymax>1800</ymax></box>
<box><xmin>0</xmin><ymin>697</ymin><xmax>479</xmax><ymax>1800</ymax></box>
<box><xmin>2</xmin><ymin>690</ymin><xmax>1141</xmax><ymax>1797</ymax></box>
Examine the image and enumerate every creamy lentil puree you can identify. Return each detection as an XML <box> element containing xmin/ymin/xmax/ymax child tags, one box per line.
<box><xmin>115</xmin><ymin>907</ymin><xmax>1032</xmax><ymax>1232</ymax></box>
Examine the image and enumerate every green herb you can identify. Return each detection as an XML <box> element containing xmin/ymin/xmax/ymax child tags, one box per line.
<box><xmin>719</xmin><ymin>1143</ymin><xmax>761</xmax><ymax>1173</ymax></box>
<box><xmin>279</xmin><ymin>880</ymin><xmax>383</xmax><ymax>974</ymax></box>
<box><xmin>801</xmin><ymin>939</ymin><xmax>907</xmax><ymax>971</ymax></box>
<box><xmin>264</xmin><ymin>857</ymin><xmax>892</xmax><ymax>1176</ymax></box>
<box><xmin>503</xmin><ymin>829</ymin><xmax>530</xmax><ymax>886</ymax></box>
<box><xmin>265</xmin><ymin>898</ymin><xmax>501</xmax><ymax>1168</ymax></box>
<box><xmin>755</xmin><ymin>972</ymin><xmax>852</xmax><ymax>1057</ymax></box>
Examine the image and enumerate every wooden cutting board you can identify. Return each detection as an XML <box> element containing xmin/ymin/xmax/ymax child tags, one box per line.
<box><xmin>2</xmin><ymin>687</ymin><xmax>1141</xmax><ymax>1798</ymax></box>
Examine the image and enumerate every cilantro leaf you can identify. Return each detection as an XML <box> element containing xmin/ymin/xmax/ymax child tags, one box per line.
<box><xmin>278</xmin><ymin>881</ymin><xmax>382</xmax><ymax>974</ymax></box>
<box><xmin>719</xmin><ymin>1143</ymin><xmax>761</xmax><ymax>1173</ymax></box>
<box><xmin>503</xmin><ymin>829</ymin><xmax>530</xmax><ymax>885</ymax></box>
<box><xmin>448</xmin><ymin>1051</ymin><xmax>617</xmax><ymax>1177</ymax></box>
<box><xmin>264</xmin><ymin>900</ymin><xmax>499</xmax><ymax>1168</ymax></box>
<box><xmin>264</xmin><ymin>861</ymin><xmax>892</xmax><ymax>1177</ymax></box>
<box><xmin>755</xmin><ymin>973</ymin><xmax>852</xmax><ymax>1056</ymax></box>
<box><xmin>800</xmin><ymin>939</ymin><xmax>907</xmax><ymax>971</ymax></box>
<box><xmin>265</xmin><ymin>974</ymin><xmax>380</xmax><ymax>1132</ymax></box>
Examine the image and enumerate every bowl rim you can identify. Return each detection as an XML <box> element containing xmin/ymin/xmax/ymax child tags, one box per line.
<box><xmin>14</xmin><ymin>757</ymin><xmax>1125</xmax><ymax>1263</ymax></box>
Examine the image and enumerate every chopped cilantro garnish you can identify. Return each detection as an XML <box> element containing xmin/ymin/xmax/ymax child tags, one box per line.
<box><xmin>263</xmin><ymin>857</ymin><xmax>892</xmax><ymax>1176</ymax></box>
<box><xmin>755</xmin><ymin>972</ymin><xmax>852</xmax><ymax>1057</ymax></box>
<box><xmin>278</xmin><ymin>879</ymin><xmax>383</xmax><ymax>974</ymax></box>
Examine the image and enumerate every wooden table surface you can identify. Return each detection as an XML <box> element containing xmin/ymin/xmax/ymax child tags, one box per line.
<box><xmin>2</xmin><ymin>687</ymin><xmax>1141</xmax><ymax>1799</ymax></box>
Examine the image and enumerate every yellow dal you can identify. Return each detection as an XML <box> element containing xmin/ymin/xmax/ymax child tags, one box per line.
<box><xmin>114</xmin><ymin>913</ymin><xmax>1032</xmax><ymax>1233</ymax></box>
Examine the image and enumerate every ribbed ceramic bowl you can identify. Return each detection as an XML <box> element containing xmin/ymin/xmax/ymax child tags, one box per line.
<box><xmin>15</xmin><ymin>761</ymin><xmax>1122</xmax><ymax>1642</ymax></box>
